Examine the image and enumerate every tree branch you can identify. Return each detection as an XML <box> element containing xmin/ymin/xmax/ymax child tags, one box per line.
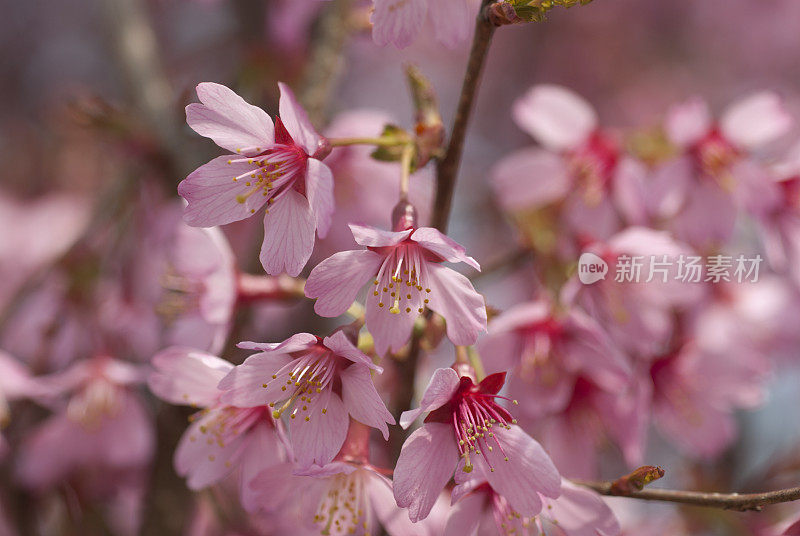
<box><xmin>574</xmin><ymin>480</ymin><xmax>800</xmax><ymax>512</ymax></box>
<box><xmin>431</xmin><ymin>1</ymin><xmax>496</xmax><ymax>233</ymax></box>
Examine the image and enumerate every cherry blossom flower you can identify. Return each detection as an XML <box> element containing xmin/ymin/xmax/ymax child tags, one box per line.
<box><xmin>371</xmin><ymin>0</ymin><xmax>480</xmax><ymax>49</ymax></box>
<box><xmin>305</xmin><ymin>223</ymin><xmax>487</xmax><ymax>356</ymax></box>
<box><xmin>16</xmin><ymin>356</ymin><xmax>154</xmax><ymax>490</ymax></box>
<box><xmin>218</xmin><ymin>330</ymin><xmax>394</xmax><ymax>468</ymax></box>
<box><xmin>178</xmin><ymin>82</ymin><xmax>333</xmax><ymax>276</ymax></box>
<box><xmin>479</xmin><ymin>299</ymin><xmax>631</xmax><ymax>422</ymax></box>
<box><xmin>445</xmin><ymin>469</ymin><xmax>621</xmax><ymax>536</ymax></box>
<box><xmin>492</xmin><ymin>85</ymin><xmax>636</xmax><ymax>249</ymax></box>
<box><xmin>660</xmin><ymin>92</ymin><xmax>792</xmax><ymax>248</ymax></box>
<box><xmin>148</xmin><ymin>347</ymin><xmax>285</xmax><ymax>511</ymax></box>
<box><xmin>393</xmin><ymin>368</ymin><xmax>561</xmax><ymax>522</ymax></box>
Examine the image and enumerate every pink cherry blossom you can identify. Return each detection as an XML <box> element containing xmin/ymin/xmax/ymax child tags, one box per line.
<box><xmin>371</xmin><ymin>0</ymin><xmax>479</xmax><ymax>49</ymax></box>
<box><xmin>250</xmin><ymin>459</ymin><xmax>436</xmax><ymax>536</ymax></box>
<box><xmin>16</xmin><ymin>356</ymin><xmax>154</xmax><ymax>490</ymax></box>
<box><xmin>148</xmin><ymin>347</ymin><xmax>285</xmax><ymax>511</ymax></box>
<box><xmin>178</xmin><ymin>82</ymin><xmax>334</xmax><ymax>276</ymax></box>
<box><xmin>660</xmin><ymin>92</ymin><xmax>793</xmax><ymax>248</ymax></box>
<box><xmin>393</xmin><ymin>368</ymin><xmax>561</xmax><ymax>522</ymax></box>
<box><xmin>218</xmin><ymin>330</ymin><xmax>394</xmax><ymax>468</ymax></box>
<box><xmin>446</xmin><ymin>468</ymin><xmax>621</xmax><ymax>536</ymax></box>
<box><xmin>305</xmin><ymin>223</ymin><xmax>487</xmax><ymax>356</ymax></box>
<box><xmin>479</xmin><ymin>299</ymin><xmax>631</xmax><ymax>422</ymax></box>
<box><xmin>492</xmin><ymin>85</ymin><xmax>631</xmax><ymax>248</ymax></box>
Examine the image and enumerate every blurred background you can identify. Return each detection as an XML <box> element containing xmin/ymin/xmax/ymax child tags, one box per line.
<box><xmin>3</xmin><ymin>0</ymin><xmax>800</xmax><ymax>534</ymax></box>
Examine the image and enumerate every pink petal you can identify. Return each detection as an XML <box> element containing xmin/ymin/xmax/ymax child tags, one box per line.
<box><xmin>340</xmin><ymin>364</ymin><xmax>395</xmax><ymax>439</ymax></box>
<box><xmin>365</xmin><ymin>289</ymin><xmax>418</xmax><ymax>356</ymax></box>
<box><xmin>664</xmin><ymin>97</ymin><xmax>711</xmax><ymax>148</ymax></box>
<box><xmin>563</xmin><ymin>310</ymin><xmax>631</xmax><ymax>391</ymax></box>
<box><xmin>670</xmin><ymin>181</ymin><xmax>736</xmax><ymax>248</ymax></box>
<box><xmin>148</xmin><ymin>347</ymin><xmax>233</xmax><ymax>407</ymax></box>
<box><xmin>305</xmin><ymin>249</ymin><xmax>383</xmax><ymax>317</ymax></box>
<box><xmin>541</xmin><ymin>479</ymin><xmax>621</xmax><ymax>536</ymax></box>
<box><xmin>721</xmin><ymin>91</ymin><xmax>793</xmax><ymax>150</ymax></box>
<box><xmin>491</xmin><ymin>148</ymin><xmax>571</xmax><ymax>211</ymax></box>
<box><xmin>97</xmin><ymin>391</ymin><xmax>155</xmax><ymax>468</ymax></box>
<box><xmin>238</xmin><ymin>422</ymin><xmax>283</xmax><ymax>512</ymax></box>
<box><xmin>487</xmin><ymin>300</ymin><xmax>550</xmax><ymax>335</ymax></box>
<box><xmin>218</xmin><ymin>351</ymin><xmax>294</xmax><ymax>407</ymax></box>
<box><xmin>259</xmin><ymin>189</ymin><xmax>316</xmax><ymax>276</ymax></box>
<box><xmin>483</xmin><ymin>425</ymin><xmax>561</xmax><ymax>516</ymax></box>
<box><xmin>350</xmin><ymin>223</ymin><xmax>412</xmax><ymax>247</ymax></box>
<box><xmin>187</xmin><ymin>82</ymin><xmax>274</xmax><ymax>154</ymax></box>
<box><xmin>399</xmin><ymin>367</ymin><xmax>460</xmax><ymax>428</ymax></box>
<box><xmin>16</xmin><ymin>415</ymin><xmax>89</xmax><ymax>489</ymax></box>
<box><xmin>369</xmin><ymin>471</ymin><xmax>441</xmax><ymax>536</ymax></box>
<box><xmin>443</xmin><ymin>492</ymin><xmax>486</xmax><ymax>536</ymax></box>
<box><xmin>175</xmin><ymin>411</ymin><xmax>245</xmax><ymax>489</ymax></box>
<box><xmin>512</xmin><ymin>85</ymin><xmax>598</xmax><ymax>151</ymax></box>
<box><xmin>178</xmin><ymin>156</ymin><xmax>268</xmax><ymax>227</ymax></box>
<box><xmin>428</xmin><ymin>0</ymin><xmax>473</xmax><ymax>48</ymax></box>
<box><xmin>646</xmin><ymin>157</ymin><xmax>692</xmax><ymax>220</ymax></box>
<box><xmin>410</xmin><ymin>228</ymin><xmax>480</xmax><ymax>271</ymax></box>
<box><xmin>278</xmin><ymin>82</ymin><xmax>322</xmax><ymax>156</ymax></box>
<box><xmin>611</xmin><ymin>157</ymin><xmax>648</xmax><ymax>226</ymax></box>
<box><xmin>393</xmin><ymin>423</ymin><xmax>459</xmax><ymax>522</ymax></box>
<box><xmin>371</xmin><ymin>0</ymin><xmax>427</xmax><ymax>49</ymax></box>
<box><xmin>425</xmin><ymin>263</ymin><xmax>487</xmax><ymax>347</ymax></box>
<box><xmin>323</xmin><ymin>330</ymin><xmax>383</xmax><ymax>371</ymax></box>
<box><xmin>305</xmin><ymin>159</ymin><xmax>335</xmax><ymax>238</ymax></box>
<box><xmin>237</xmin><ymin>332</ymin><xmax>318</xmax><ymax>353</ymax></box>
<box><xmin>290</xmin><ymin>389</ymin><xmax>349</xmax><ymax>468</ymax></box>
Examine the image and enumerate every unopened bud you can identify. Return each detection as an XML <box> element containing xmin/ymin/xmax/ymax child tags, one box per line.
<box><xmin>391</xmin><ymin>200</ymin><xmax>418</xmax><ymax>231</ymax></box>
<box><xmin>312</xmin><ymin>137</ymin><xmax>332</xmax><ymax>160</ymax></box>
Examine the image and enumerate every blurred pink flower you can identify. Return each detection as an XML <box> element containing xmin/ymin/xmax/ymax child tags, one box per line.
<box><xmin>393</xmin><ymin>368</ymin><xmax>561</xmax><ymax>522</ymax></box>
<box><xmin>16</xmin><ymin>356</ymin><xmax>154</xmax><ymax>490</ymax></box>
<box><xmin>305</xmin><ymin>223</ymin><xmax>486</xmax><ymax>355</ymax></box>
<box><xmin>251</xmin><ymin>458</ymin><xmax>435</xmax><ymax>536</ymax></box>
<box><xmin>148</xmin><ymin>347</ymin><xmax>285</xmax><ymax>511</ymax></box>
<box><xmin>446</xmin><ymin>471</ymin><xmax>621</xmax><ymax>536</ymax></box>
<box><xmin>492</xmin><ymin>85</ymin><xmax>630</xmax><ymax>246</ymax></box>
<box><xmin>178</xmin><ymin>82</ymin><xmax>333</xmax><ymax>276</ymax></box>
<box><xmin>218</xmin><ymin>330</ymin><xmax>394</xmax><ymax>468</ymax></box>
<box><xmin>479</xmin><ymin>299</ymin><xmax>630</xmax><ymax>422</ymax></box>
<box><xmin>371</xmin><ymin>0</ymin><xmax>478</xmax><ymax>49</ymax></box>
<box><xmin>0</xmin><ymin>351</ymin><xmax>43</xmax><ymax>460</ymax></box>
<box><xmin>661</xmin><ymin>92</ymin><xmax>793</xmax><ymax>248</ymax></box>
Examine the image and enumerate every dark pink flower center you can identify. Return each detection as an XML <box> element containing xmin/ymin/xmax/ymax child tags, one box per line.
<box><xmin>566</xmin><ymin>131</ymin><xmax>619</xmax><ymax>205</ymax></box>
<box><xmin>189</xmin><ymin>406</ymin><xmax>267</xmax><ymax>454</ymax></box>
<box><xmin>264</xmin><ymin>344</ymin><xmax>337</xmax><ymax>422</ymax></box>
<box><xmin>426</xmin><ymin>373</ymin><xmax>517</xmax><ymax>473</ymax></box>
<box><xmin>690</xmin><ymin>129</ymin><xmax>739</xmax><ymax>181</ymax></box>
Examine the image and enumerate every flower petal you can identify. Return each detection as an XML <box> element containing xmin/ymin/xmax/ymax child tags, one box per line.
<box><xmin>178</xmin><ymin>156</ymin><xmax>268</xmax><ymax>227</ymax></box>
<box><xmin>148</xmin><ymin>347</ymin><xmax>233</xmax><ymax>407</ymax></box>
<box><xmin>236</xmin><ymin>332</ymin><xmax>318</xmax><ymax>353</ymax></box>
<box><xmin>410</xmin><ymin>228</ymin><xmax>480</xmax><ymax>271</ymax></box>
<box><xmin>541</xmin><ymin>479</ymin><xmax>621</xmax><ymax>536</ymax></box>
<box><xmin>664</xmin><ymin>97</ymin><xmax>711</xmax><ymax>148</ymax></box>
<box><xmin>350</xmin><ymin>223</ymin><xmax>412</xmax><ymax>247</ymax></box>
<box><xmin>443</xmin><ymin>492</ymin><xmax>486</xmax><ymax>536</ymax></box>
<box><xmin>721</xmin><ymin>91</ymin><xmax>793</xmax><ymax>150</ymax></box>
<box><xmin>278</xmin><ymin>82</ymin><xmax>322</xmax><ymax>155</ymax></box>
<box><xmin>371</xmin><ymin>0</ymin><xmax>427</xmax><ymax>49</ymax></box>
<box><xmin>238</xmin><ymin>422</ymin><xmax>284</xmax><ymax>512</ymax></box>
<box><xmin>305</xmin><ymin>249</ymin><xmax>383</xmax><ymax>317</ymax></box>
<box><xmin>512</xmin><ymin>85</ymin><xmax>597</xmax><ymax>151</ymax></box>
<box><xmin>428</xmin><ymin>0</ymin><xmax>473</xmax><ymax>48</ymax></box>
<box><xmin>259</xmin><ymin>189</ymin><xmax>316</xmax><ymax>276</ymax></box>
<box><xmin>425</xmin><ymin>263</ymin><xmax>487</xmax><ymax>347</ymax></box>
<box><xmin>290</xmin><ymin>390</ymin><xmax>349</xmax><ymax>468</ymax></box>
<box><xmin>365</xmin><ymin>289</ymin><xmax>418</xmax><ymax>356</ymax></box>
<box><xmin>483</xmin><ymin>425</ymin><xmax>561</xmax><ymax>516</ymax></box>
<box><xmin>491</xmin><ymin>148</ymin><xmax>571</xmax><ymax>211</ymax></box>
<box><xmin>306</xmin><ymin>159</ymin><xmax>335</xmax><ymax>238</ymax></box>
<box><xmin>218</xmin><ymin>352</ymin><xmax>294</xmax><ymax>407</ymax></box>
<box><xmin>323</xmin><ymin>330</ymin><xmax>383</xmax><ymax>372</ymax></box>
<box><xmin>174</xmin><ymin>409</ymin><xmax>244</xmax><ymax>489</ymax></box>
<box><xmin>187</xmin><ymin>82</ymin><xmax>274</xmax><ymax>154</ymax></box>
<box><xmin>399</xmin><ymin>367</ymin><xmax>460</xmax><ymax>428</ymax></box>
<box><xmin>340</xmin><ymin>364</ymin><xmax>395</xmax><ymax>439</ymax></box>
<box><xmin>393</xmin><ymin>423</ymin><xmax>459</xmax><ymax>522</ymax></box>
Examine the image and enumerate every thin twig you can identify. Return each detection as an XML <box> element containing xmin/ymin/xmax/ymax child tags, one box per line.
<box><xmin>432</xmin><ymin>1</ymin><xmax>497</xmax><ymax>233</ymax></box>
<box><xmin>573</xmin><ymin>480</ymin><xmax>800</xmax><ymax>512</ymax></box>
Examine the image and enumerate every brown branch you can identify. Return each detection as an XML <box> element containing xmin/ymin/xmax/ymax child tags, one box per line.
<box><xmin>574</xmin><ymin>480</ymin><xmax>800</xmax><ymax>512</ymax></box>
<box><xmin>431</xmin><ymin>1</ymin><xmax>497</xmax><ymax>233</ymax></box>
